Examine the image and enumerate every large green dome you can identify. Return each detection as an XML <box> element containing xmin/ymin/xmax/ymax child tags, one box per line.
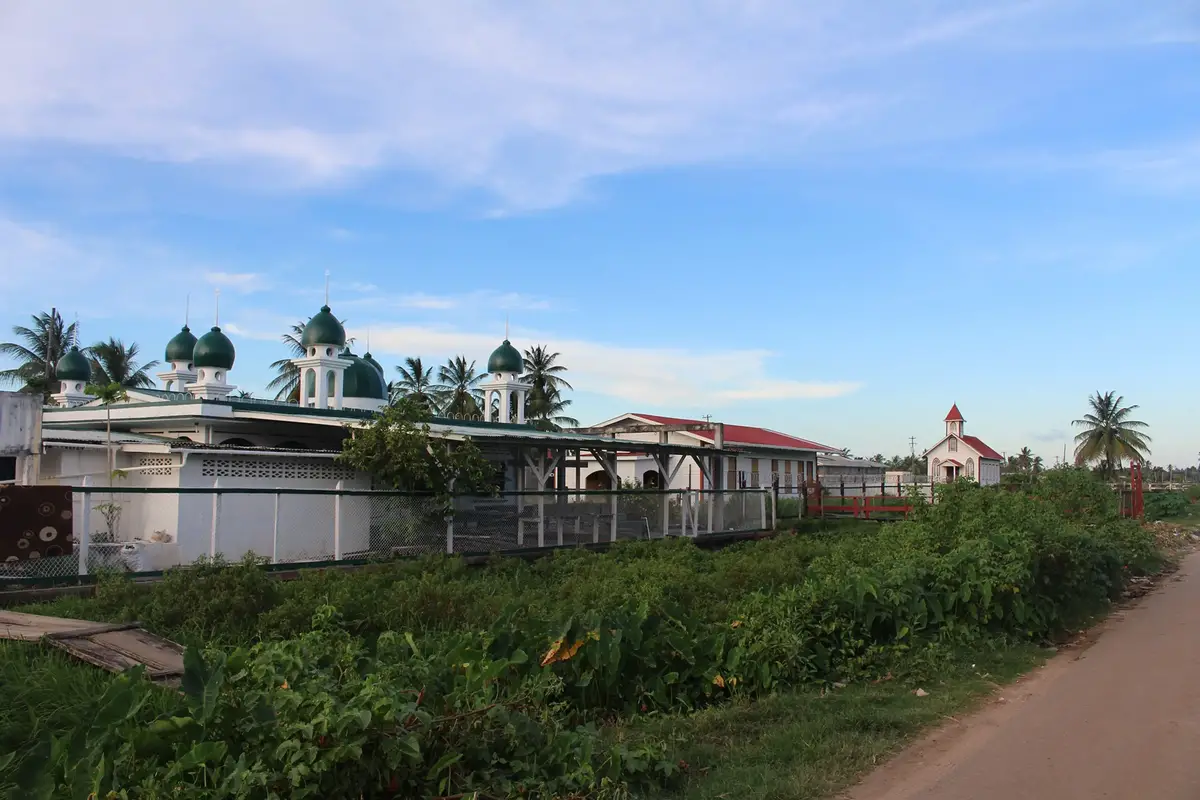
<box><xmin>341</xmin><ymin>351</ymin><xmax>388</xmax><ymax>400</ymax></box>
<box><xmin>165</xmin><ymin>325</ymin><xmax>198</xmax><ymax>362</ymax></box>
<box><xmin>301</xmin><ymin>306</ymin><xmax>346</xmax><ymax>348</ymax></box>
<box><xmin>487</xmin><ymin>340</ymin><xmax>523</xmax><ymax>374</ymax></box>
<box><xmin>55</xmin><ymin>346</ymin><xmax>91</xmax><ymax>382</ymax></box>
<box><xmin>363</xmin><ymin>352</ymin><xmax>385</xmax><ymax>377</ymax></box>
<box><xmin>193</xmin><ymin>326</ymin><xmax>236</xmax><ymax>369</ymax></box>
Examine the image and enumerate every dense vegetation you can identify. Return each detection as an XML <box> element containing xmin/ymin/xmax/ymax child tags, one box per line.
<box><xmin>1</xmin><ymin>470</ymin><xmax>1167</xmax><ymax>798</ymax></box>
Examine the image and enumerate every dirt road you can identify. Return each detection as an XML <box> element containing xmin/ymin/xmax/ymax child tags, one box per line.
<box><xmin>848</xmin><ymin>551</ymin><xmax>1200</xmax><ymax>800</ymax></box>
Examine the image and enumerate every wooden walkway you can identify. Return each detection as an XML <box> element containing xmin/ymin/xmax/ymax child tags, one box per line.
<box><xmin>0</xmin><ymin>610</ymin><xmax>184</xmax><ymax>681</ymax></box>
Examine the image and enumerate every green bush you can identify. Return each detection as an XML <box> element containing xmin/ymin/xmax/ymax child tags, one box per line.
<box><xmin>1145</xmin><ymin>491</ymin><xmax>1191</xmax><ymax>521</ymax></box>
<box><xmin>13</xmin><ymin>471</ymin><xmax>1163</xmax><ymax>797</ymax></box>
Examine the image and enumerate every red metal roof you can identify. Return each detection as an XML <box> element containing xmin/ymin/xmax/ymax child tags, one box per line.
<box><xmin>961</xmin><ymin>435</ymin><xmax>1003</xmax><ymax>461</ymax></box>
<box><xmin>940</xmin><ymin>459</ymin><xmax>963</xmax><ymax>467</ymax></box>
<box><xmin>631</xmin><ymin>413</ymin><xmax>837</xmax><ymax>452</ymax></box>
<box><xmin>944</xmin><ymin>403</ymin><xmax>964</xmax><ymax>422</ymax></box>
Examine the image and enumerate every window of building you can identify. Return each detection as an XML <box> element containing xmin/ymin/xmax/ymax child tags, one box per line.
<box><xmin>948</xmin><ymin>437</ymin><xmax>958</xmax><ymax>453</ymax></box>
<box><xmin>750</xmin><ymin>458</ymin><xmax>760</xmax><ymax>488</ymax></box>
<box><xmin>966</xmin><ymin>458</ymin><xmax>975</xmax><ymax>479</ymax></box>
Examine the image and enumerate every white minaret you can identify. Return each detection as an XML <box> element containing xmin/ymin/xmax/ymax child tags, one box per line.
<box><xmin>479</xmin><ymin>322</ymin><xmax>530</xmax><ymax>424</ymax></box>
<box><xmin>186</xmin><ymin>291</ymin><xmax>238</xmax><ymax>401</ymax></box>
<box><xmin>52</xmin><ymin>345</ymin><xmax>92</xmax><ymax>408</ymax></box>
<box><xmin>158</xmin><ymin>297</ymin><xmax>198</xmax><ymax>392</ymax></box>
<box><xmin>292</xmin><ymin>274</ymin><xmax>349</xmax><ymax>409</ymax></box>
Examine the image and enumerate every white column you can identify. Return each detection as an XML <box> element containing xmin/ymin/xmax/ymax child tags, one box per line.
<box><xmin>315</xmin><ymin>364</ymin><xmax>329</xmax><ymax>408</ymax></box>
<box><xmin>210</xmin><ymin>478</ymin><xmax>220</xmax><ymax>558</ymax></box>
<box><xmin>501</xmin><ymin>388</ymin><xmax>511</xmax><ymax>424</ymax></box>
<box><xmin>333</xmin><ymin>479</ymin><xmax>343</xmax><ymax>560</ymax></box>
<box><xmin>516</xmin><ymin>388</ymin><xmax>526</xmax><ymax>424</ymax></box>
<box><xmin>333</xmin><ymin>369</ymin><xmax>344</xmax><ymax>410</ymax></box>
<box><xmin>485</xmin><ymin>390</ymin><xmax>494</xmax><ymax>422</ymax></box>
<box><xmin>78</xmin><ymin>476</ymin><xmax>93</xmax><ymax>577</ymax></box>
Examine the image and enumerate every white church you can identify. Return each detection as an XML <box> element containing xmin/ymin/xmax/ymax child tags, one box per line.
<box><xmin>922</xmin><ymin>404</ymin><xmax>1003</xmax><ymax>486</ymax></box>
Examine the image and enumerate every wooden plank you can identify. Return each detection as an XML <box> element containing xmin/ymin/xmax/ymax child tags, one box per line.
<box><xmin>45</xmin><ymin>621</ymin><xmax>144</xmax><ymax>640</ymax></box>
<box><xmin>48</xmin><ymin>635</ymin><xmax>144</xmax><ymax>673</ymax></box>
<box><xmin>92</xmin><ymin>629</ymin><xmax>184</xmax><ymax>675</ymax></box>
<box><xmin>0</xmin><ymin>609</ymin><xmax>94</xmax><ymax>640</ymax></box>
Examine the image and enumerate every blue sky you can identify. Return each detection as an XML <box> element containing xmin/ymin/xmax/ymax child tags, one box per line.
<box><xmin>1</xmin><ymin>1</ymin><xmax>1198</xmax><ymax>466</ymax></box>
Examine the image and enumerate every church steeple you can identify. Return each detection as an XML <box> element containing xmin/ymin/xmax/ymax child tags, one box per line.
<box><xmin>945</xmin><ymin>403</ymin><xmax>964</xmax><ymax>437</ymax></box>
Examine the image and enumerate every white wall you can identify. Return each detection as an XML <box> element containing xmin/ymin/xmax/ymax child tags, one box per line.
<box><xmin>177</xmin><ymin>454</ymin><xmax>371</xmax><ymax>564</ymax></box>
<box><xmin>926</xmin><ymin>436</ymin><xmax>1002</xmax><ymax>486</ymax></box>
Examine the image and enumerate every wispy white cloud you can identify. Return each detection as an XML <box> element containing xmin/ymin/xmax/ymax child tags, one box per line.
<box><xmin>0</xmin><ymin>1</ymin><xmax>1186</xmax><ymax>210</ymax></box>
<box><xmin>204</xmin><ymin>271</ymin><xmax>267</xmax><ymax>293</ymax></box>
<box><xmin>359</xmin><ymin>323</ymin><xmax>859</xmax><ymax>407</ymax></box>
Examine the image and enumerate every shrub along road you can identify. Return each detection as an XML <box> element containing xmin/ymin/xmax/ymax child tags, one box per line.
<box><xmin>848</xmin><ymin>549</ymin><xmax>1200</xmax><ymax>800</ymax></box>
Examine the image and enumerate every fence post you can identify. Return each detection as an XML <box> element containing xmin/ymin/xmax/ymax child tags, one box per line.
<box><xmin>610</xmin><ymin>493</ymin><xmax>618</xmax><ymax>542</ymax></box>
<box><xmin>78</xmin><ymin>476</ymin><xmax>92</xmax><ymax>577</ymax></box>
<box><xmin>445</xmin><ymin>485</ymin><xmax>455</xmax><ymax>555</ymax></box>
<box><xmin>538</xmin><ymin>490</ymin><xmax>545</xmax><ymax>548</ymax></box>
<box><xmin>766</xmin><ymin>489</ymin><xmax>774</xmax><ymax>530</ymax></box>
<box><xmin>333</xmin><ymin>479</ymin><xmax>344</xmax><ymax>560</ymax></box>
<box><xmin>271</xmin><ymin>492</ymin><xmax>280</xmax><ymax>564</ymax></box>
<box><xmin>210</xmin><ymin>478</ymin><xmax>219</xmax><ymax>559</ymax></box>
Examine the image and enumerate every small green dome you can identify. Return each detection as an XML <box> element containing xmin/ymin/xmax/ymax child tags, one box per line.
<box><xmin>341</xmin><ymin>351</ymin><xmax>388</xmax><ymax>400</ymax></box>
<box><xmin>193</xmin><ymin>326</ymin><xmax>236</xmax><ymax>369</ymax></box>
<box><xmin>487</xmin><ymin>340</ymin><xmax>523</xmax><ymax>374</ymax></box>
<box><xmin>165</xmin><ymin>325</ymin><xmax>198</xmax><ymax>362</ymax></box>
<box><xmin>301</xmin><ymin>306</ymin><xmax>346</xmax><ymax>348</ymax></box>
<box><xmin>55</xmin><ymin>346</ymin><xmax>91</xmax><ymax>382</ymax></box>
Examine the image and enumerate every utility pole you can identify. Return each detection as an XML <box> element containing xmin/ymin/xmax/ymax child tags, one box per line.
<box><xmin>45</xmin><ymin>306</ymin><xmax>57</xmax><ymax>395</ymax></box>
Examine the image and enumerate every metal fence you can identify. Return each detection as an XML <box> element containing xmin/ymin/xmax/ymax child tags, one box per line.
<box><xmin>0</xmin><ymin>486</ymin><xmax>771</xmax><ymax>581</ymax></box>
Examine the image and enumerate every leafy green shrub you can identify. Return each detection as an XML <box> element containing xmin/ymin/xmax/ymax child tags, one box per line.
<box><xmin>13</xmin><ymin>469</ymin><xmax>1163</xmax><ymax>797</ymax></box>
<box><xmin>1145</xmin><ymin>491</ymin><xmax>1191</xmax><ymax>521</ymax></box>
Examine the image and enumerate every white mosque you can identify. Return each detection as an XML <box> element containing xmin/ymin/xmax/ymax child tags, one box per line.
<box><xmin>21</xmin><ymin>299</ymin><xmax>729</xmax><ymax>571</ymax></box>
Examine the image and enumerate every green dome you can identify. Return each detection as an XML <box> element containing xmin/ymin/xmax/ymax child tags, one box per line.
<box><xmin>363</xmin><ymin>352</ymin><xmax>385</xmax><ymax>377</ymax></box>
<box><xmin>301</xmin><ymin>306</ymin><xmax>346</xmax><ymax>348</ymax></box>
<box><xmin>55</xmin><ymin>346</ymin><xmax>91</xmax><ymax>382</ymax></box>
<box><xmin>165</xmin><ymin>325</ymin><xmax>198</xmax><ymax>362</ymax></box>
<box><xmin>193</xmin><ymin>326</ymin><xmax>236</xmax><ymax>369</ymax></box>
<box><xmin>487</xmin><ymin>340</ymin><xmax>523</xmax><ymax>374</ymax></box>
<box><xmin>341</xmin><ymin>351</ymin><xmax>388</xmax><ymax>400</ymax></box>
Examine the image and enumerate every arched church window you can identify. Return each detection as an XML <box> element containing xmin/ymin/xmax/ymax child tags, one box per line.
<box><xmin>966</xmin><ymin>458</ymin><xmax>975</xmax><ymax>478</ymax></box>
<box><xmin>304</xmin><ymin>368</ymin><xmax>316</xmax><ymax>399</ymax></box>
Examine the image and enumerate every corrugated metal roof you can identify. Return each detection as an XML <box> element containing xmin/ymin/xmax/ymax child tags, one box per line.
<box><xmin>818</xmin><ymin>454</ymin><xmax>887</xmax><ymax>470</ymax></box>
<box><xmin>43</xmin><ymin>430</ymin><xmax>171</xmax><ymax>446</ymax></box>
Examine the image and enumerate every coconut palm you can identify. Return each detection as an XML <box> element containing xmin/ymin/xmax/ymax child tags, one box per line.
<box><xmin>526</xmin><ymin>384</ymin><xmax>579</xmax><ymax>432</ymax></box>
<box><xmin>1016</xmin><ymin>447</ymin><xmax>1034</xmax><ymax>472</ymax></box>
<box><xmin>267</xmin><ymin>318</ymin><xmax>354</xmax><ymax>402</ymax></box>
<box><xmin>0</xmin><ymin>310</ymin><xmax>78</xmax><ymax>397</ymax></box>
<box><xmin>521</xmin><ymin>345</ymin><xmax>574</xmax><ymax>427</ymax></box>
<box><xmin>87</xmin><ymin>338</ymin><xmax>158</xmax><ymax>388</ymax></box>
<box><xmin>436</xmin><ymin>356</ymin><xmax>483</xmax><ymax>420</ymax></box>
<box><xmin>392</xmin><ymin>357</ymin><xmax>440</xmax><ymax>412</ymax></box>
<box><xmin>1072</xmin><ymin>391</ymin><xmax>1151</xmax><ymax>478</ymax></box>
<box><xmin>521</xmin><ymin>345</ymin><xmax>573</xmax><ymax>394</ymax></box>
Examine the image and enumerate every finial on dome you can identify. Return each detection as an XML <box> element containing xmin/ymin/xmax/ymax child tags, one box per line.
<box><xmin>214</xmin><ymin>288</ymin><xmax>221</xmax><ymax>327</ymax></box>
<box><xmin>324</xmin><ymin>270</ymin><xmax>331</xmax><ymax>306</ymax></box>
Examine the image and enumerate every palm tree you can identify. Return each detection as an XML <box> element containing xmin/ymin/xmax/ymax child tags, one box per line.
<box><xmin>235</xmin><ymin>390</ymin><xmax>254</xmax><ymax>399</ymax></box>
<box><xmin>87</xmin><ymin>338</ymin><xmax>158</xmax><ymax>388</ymax></box>
<box><xmin>1032</xmin><ymin>455</ymin><xmax>1045</xmax><ymax>474</ymax></box>
<box><xmin>436</xmin><ymin>356</ymin><xmax>483</xmax><ymax>420</ymax></box>
<box><xmin>267</xmin><ymin>318</ymin><xmax>354</xmax><ymax>402</ymax></box>
<box><xmin>1016</xmin><ymin>447</ymin><xmax>1034</xmax><ymax>472</ymax></box>
<box><xmin>522</xmin><ymin>345</ymin><xmax>574</xmax><ymax>428</ymax></box>
<box><xmin>393</xmin><ymin>357</ymin><xmax>440</xmax><ymax>412</ymax></box>
<box><xmin>1072</xmin><ymin>391</ymin><xmax>1151</xmax><ymax>478</ymax></box>
<box><xmin>86</xmin><ymin>382</ymin><xmax>128</xmax><ymax>484</ymax></box>
<box><xmin>0</xmin><ymin>310</ymin><xmax>78</xmax><ymax>397</ymax></box>
<box><xmin>527</xmin><ymin>384</ymin><xmax>579</xmax><ymax>432</ymax></box>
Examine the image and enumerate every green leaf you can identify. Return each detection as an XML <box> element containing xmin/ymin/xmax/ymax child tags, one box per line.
<box><xmin>175</xmin><ymin>741</ymin><xmax>228</xmax><ymax>771</ymax></box>
<box><xmin>426</xmin><ymin>752</ymin><xmax>463</xmax><ymax>780</ymax></box>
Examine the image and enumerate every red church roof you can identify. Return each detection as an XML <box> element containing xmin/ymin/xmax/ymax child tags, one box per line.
<box><xmin>961</xmin><ymin>435</ymin><xmax>1003</xmax><ymax>461</ymax></box>
<box><xmin>944</xmin><ymin>403</ymin><xmax>964</xmax><ymax>422</ymax></box>
<box><xmin>631</xmin><ymin>413</ymin><xmax>837</xmax><ymax>452</ymax></box>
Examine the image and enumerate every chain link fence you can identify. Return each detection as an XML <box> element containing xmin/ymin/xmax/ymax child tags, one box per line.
<box><xmin>0</xmin><ymin>487</ymin><xmax>771</xmax><ymax>582</ymax></box>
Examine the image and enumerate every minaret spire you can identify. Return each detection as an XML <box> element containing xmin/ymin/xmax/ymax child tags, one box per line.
<box><xmin>185</xmin><ymin>293</ymin><xmax>190</xmax><ymax>327</ymax></box>
<box><xmin>505</xmin><ymin>315</ymin><xmax>509</xmax><ymax>340</ymax></box>
<box><xmin>214</xmin><ymin>288</ymin><xmax>220</xmax><ymax>327</ymax></box>
<box><xmin>324</xmin><ymin>270</ymin><xmax>331</xmax><ymax>306</ymax></box>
